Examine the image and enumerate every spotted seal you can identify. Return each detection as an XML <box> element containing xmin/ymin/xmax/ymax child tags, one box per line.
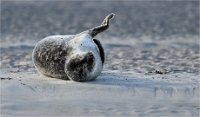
<box><xmin>32</xmin><ymin>13</ymin><xmax>115</xmax><ymax>81</ymax></box>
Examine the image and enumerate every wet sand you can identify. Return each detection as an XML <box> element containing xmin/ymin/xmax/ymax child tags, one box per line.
<box><xmin>1</xmin><ymin>1</ymin><xmax>199</xmax><ymax>117</ymax></box>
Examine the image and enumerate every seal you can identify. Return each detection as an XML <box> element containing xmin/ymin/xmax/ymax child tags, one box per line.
<box><xmin>32</xmin><ymin>13</ymin><xmax>115</xmax><ymax>82</ymax></box>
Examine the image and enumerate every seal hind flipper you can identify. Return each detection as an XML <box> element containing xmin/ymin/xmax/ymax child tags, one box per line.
<box><xmin>90</xmin><ymin>13</ymin><xmax>115</xmax><ymax>38</ymax></box>
<box><xmin>93</xmin><ymin>39</ymin><xmax>105</xmax><ymax>65</ymax></box>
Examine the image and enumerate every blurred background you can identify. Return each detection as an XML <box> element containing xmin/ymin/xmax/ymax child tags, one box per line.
<box><xmin>1</xmin><ymin>1</ymin><xmax>199</xmax><ymax>44</ymax></box>
<box><xmin>1</xmin><ymin>1</ymin><xmax>199</xmax><ymax>76</ymax></box>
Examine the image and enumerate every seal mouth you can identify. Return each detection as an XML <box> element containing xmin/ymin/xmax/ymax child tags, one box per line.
<box><xmin>66</xmin><ymin>52</ymin><xmax>95</xmax><ymax>81</ymax></box>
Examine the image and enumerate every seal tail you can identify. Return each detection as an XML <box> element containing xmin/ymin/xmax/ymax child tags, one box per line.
<box><xmin>90</xmin><ymin>13</ymin><xmax>115</xmax><ymax>38</ymax></box>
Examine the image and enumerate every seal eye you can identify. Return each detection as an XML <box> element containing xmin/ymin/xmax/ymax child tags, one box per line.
<box><xmin>93</xmin><ymin>39</ymin><xmax>105</xmax><ymax>65</ymax></box>
<box><xmin>66</xmin><ymin>52</ymin><xmax>95</xmax><ymax>81</ymax></box>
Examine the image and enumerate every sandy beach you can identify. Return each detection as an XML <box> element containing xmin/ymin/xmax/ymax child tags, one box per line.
<box><xmin>1</xmin><ymin>1</ymin><xmax>199</xmax><ymax>116</ymax></box>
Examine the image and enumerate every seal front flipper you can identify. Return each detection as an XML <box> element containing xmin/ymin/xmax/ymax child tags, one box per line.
<box><xmin>93</xmin><ymin>39</ymin><xmax>105</xmax><ymax>65</ymax></box>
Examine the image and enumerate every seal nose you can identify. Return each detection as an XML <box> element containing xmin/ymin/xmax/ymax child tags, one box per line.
<box><xmin>65</xmin><ymin>52</ymin><xmax>95</xmax><ymax>81</ymax></box>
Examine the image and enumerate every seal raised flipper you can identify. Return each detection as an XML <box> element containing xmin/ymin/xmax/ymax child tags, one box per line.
<box><xmin>93</xmin><ymin>39</ymin><xmax>105</xmax><ymax>65</ymax></box>
<box><xmin>90</xmin><ymin>13</ymin><xmax>115</xmax><ymax>38</ymax></box>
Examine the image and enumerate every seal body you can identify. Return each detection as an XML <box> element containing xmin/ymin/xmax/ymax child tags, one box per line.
<box><xmin>32</xmin><ymin>13</ymin><xmax>114</xmax><ymax>81</ymax></box>
<box><xmin>32</xmin><ymin>35</ymin><xmax>71</xmax><ymax>79</ymax></box>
